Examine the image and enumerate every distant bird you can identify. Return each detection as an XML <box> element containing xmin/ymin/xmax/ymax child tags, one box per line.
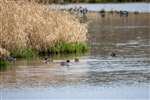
<box><xmin>101</xmin><ymin>13</ymin><xmax>105</xmax><ymax>18</ymax></box>
<box><xmin>120</xmin><ymin>11</ymin><xmax>128</xmax><ymax>17</ymax></box>
<box><xmin>60</xmin><ymin>62</ymin><xmax>66</xmax><ymax>66</ymax></box>
<box><xmin>110</xmin><ymin>52</ymin><xmax>116</xmax><ymax>57</ymax></box>
<box><xmin>99</xmin><ymin>9</ymin><xmax>106</xmax><ymax>18</ymax></box>
<box><xmin>6</xmin><ymin>56</ymin><xmax>16</xmax><ymax>62</ymax></box>
<box><xmin>60</xmin><ymin>60</ymin><xmax>70</xmax><ymax>66</ymax></box>
<box><xmin>43</xmin><ymin>57</ymin><xmax>52</xmax><ymax>64</ymax></box>
<box><xmin>66</xmin><ymin>60</ymin><xmax>70</xmax><ymax>63</ymax></box>
<box><xmin>109</xmin><ymin>9</ymin><xmax>114</xmax><ymax>14</ymax></box>
<box><xmin>43</xmin><ymin>57</ymin><xmax>48</xmax><ymax>63</ymax></box>
<box><xmin>134</xmin><ymin>11</ymin><xmax>139</xmax><ymax>15</ymax></box>
<box><xmin>44</xmin><ymin>57</ymin><xmax>48</xmax><ymax>60</ymax></box>
<box><xmin>74</xmin><ymin>58</ymin><xmax>79</xmax><ymax>62</ymax></box>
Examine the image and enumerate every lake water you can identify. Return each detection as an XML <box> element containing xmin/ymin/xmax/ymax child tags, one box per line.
<box><xmin>49</xmin><ymin>3</ymin><xmax>150</xmax><ymax>12</ymax></box>
<box><xmin>0</xmin><ymin>10</ymin><xmax>150</xmax><ymax>100</ymax></box>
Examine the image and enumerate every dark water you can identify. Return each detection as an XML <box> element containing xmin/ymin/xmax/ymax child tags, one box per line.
<box><xmin>0</xmin><ymin>13</ymin><xmax>150</xmax><ymax>100</ymax></box>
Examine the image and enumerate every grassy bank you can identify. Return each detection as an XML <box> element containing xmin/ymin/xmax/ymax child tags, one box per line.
<box><xmin>0</xmin><ymin>60</ymin><xmax>9</xmax><ymax>67</ymax></box>
<box><xmin>10</xmin><ymin>48</ymin><xmax>38</xmax><ymax>58</ymax></box>
<box><xmin>0</xmin><ymin>0</ymin><xmax>88</xmax><ymax>66</ymax></box>
<box><xmin>10</xmin><ymin>42</ymin><xmax>88</xmax><ymax>58</ymax></box>
<box><xmin>48</xmin><ymin>42</ymin><xmax>88</xmax><ymax>54</ymax></box>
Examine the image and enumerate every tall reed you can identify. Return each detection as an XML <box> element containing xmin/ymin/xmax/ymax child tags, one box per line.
<box><xmin>0</xmin><ymin>0</ymin><xmax>88</xmax><ymax>57</ymax></box>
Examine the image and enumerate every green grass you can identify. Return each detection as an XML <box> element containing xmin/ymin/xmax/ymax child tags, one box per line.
<box><xmin>0</xmin><ymin>59</ymin><xmax>9</xmax><ymax>68</ymax></box>
<box><xmin>10</xmin><ymin>42</ymin><xmax>89</xmax><ymax>58</ymax></box>
<box><xmin>10</xmin><ymin>48</ymin><xmax>38</xmax><ymax>58</ymax></box>
<box><xmin>48</xmin><ymin>42</ymin><xmax>89</xmax><ymax>54</ymax></box>
<box><xmin>0</xmin><ymin>59</ymin><xmax>12</xmax><ymax>71</ymax></box>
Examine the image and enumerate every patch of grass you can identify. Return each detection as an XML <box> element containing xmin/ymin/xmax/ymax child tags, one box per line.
<box><xmin>11</xmin><ymin>48</ymin><xmax>38</xmax><ymax>58</ymax></box>
<box><xmin>0</xmin><ymin>59</ymin><xmax>12</xmax><ymax>71</ymax></box>
<box><xmin>9</xmin><ymin>42</ymin><xmax>89</xmax><ymax>58</ymax></box>
<box><xmin>48</xmin><ymin>42</ymin><xmax>89</xmax><ymax>54</ymax></box>
<box><xmin>0</xmin><ymin>59</ymin><xmax>9</xmax><ymax>68</ymax></box>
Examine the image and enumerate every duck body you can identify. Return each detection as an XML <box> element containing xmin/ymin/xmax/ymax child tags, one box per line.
<box><xmin>120</xmin><ymin>11</ymin><xmax>128</xmax><ymax>17</ymax></box>
<box><xmin>43</xmin><ymin>57</ymin><xmax>53</xmax><ymax>64</ymax></box>
<box><xmin>60</xmin><ymin>60</ymin><xmax>70</xmax><ymax>66</ymax></box>
<box><xmin>110</xmin><ymin>52</ymin><xmax>116</xmax><ymax>57</ymax></box>
<box><xmin>5</xmin><ymin>56</ymin><xmax>16</xmax><ymax>62</ymax></box>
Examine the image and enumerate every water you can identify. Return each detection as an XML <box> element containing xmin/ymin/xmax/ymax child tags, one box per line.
<box><xmin>1</xmin><ymin>86</ymin><xmax>149</xmax><ymax>100</ymax></box>
<box><xmin>0</xmin><ymin>12</ymin><xmax>150</xmax><ymax>99</ymax></box>
<box><xmin>49</xmin><ymin>3</ymin><xmax>150</xmax><ymax>12</ymax></box>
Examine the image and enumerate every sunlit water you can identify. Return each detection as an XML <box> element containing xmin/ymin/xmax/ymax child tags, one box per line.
<box><xmin>0</xmin><ymin>11</ymin><xmax>150</xmax><ymax>99</ymax></box>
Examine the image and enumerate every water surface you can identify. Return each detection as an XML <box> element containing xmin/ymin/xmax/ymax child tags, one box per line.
<box><xmin>0</xmin><ymin>12</ymin><xmax>150</xmax><ymax>100</ymax></box>
<box><xmin>49</xmin><ymin>3</ymin><xmax>150</xmax><ymax>12</ymax></box>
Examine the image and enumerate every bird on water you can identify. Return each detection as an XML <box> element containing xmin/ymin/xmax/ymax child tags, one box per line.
<box><xmin>110</xmin><ymin>52</ymin><xmax>116</xmax><ymax>57</ymax></box>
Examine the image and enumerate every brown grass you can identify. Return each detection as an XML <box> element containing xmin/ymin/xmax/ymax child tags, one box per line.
<box><xmin>0</xmin><ymin>0</ymin><xmax>87</xmax><ymax>56</ymax></box>
<box><xmin>0</xmin><ymin>47</ymin><xmax>10</xmax><ymax>58</ymax></box>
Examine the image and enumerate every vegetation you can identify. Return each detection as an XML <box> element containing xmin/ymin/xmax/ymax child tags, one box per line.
<box><xmin>0</xmin><ymin>48</ymin><xmax>10</xmax><ymax>59</ymax></box>
<box><xmin>10</xmin><ymin>48</ymin><xmax>38</xmax><ymax>58</ymax></box>
<box><xmin>0</xmin><ymin>59</ymin><xmax>9</xmax><ymax>68</ymax></box>
<box><xmin>0</xmin><ymin>58</ymin><xmax>13</xmax><ymax>71</ymax></box>
<box><xmin>48</xmin><ymin>42</ymin><xmax>89</xmax><ymax>54</ymax></box>
<box><xmin>0</xmin><ymin>0</ymin><xmax>88</xmax><ymax>66</ymax></box>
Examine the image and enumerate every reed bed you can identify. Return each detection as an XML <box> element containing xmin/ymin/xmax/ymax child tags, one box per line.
<box><xmin>0</xmin><ymin>47</ymin><xmax>10</xmax><ymax>58</ymax></box>
<box><xmin>0</xmin><ymin>0</ymin><xmax>88</xmax><ymax>58</ymax></box>
<box><xmin>0</xmin><ymin>47</ymin><xmax>9</xmax><ymax>67</ymax></box>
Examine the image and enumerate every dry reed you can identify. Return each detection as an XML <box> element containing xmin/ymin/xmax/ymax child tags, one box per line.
<box><xmin>0</xmin><ymin>47</ymin><xmax>10</xmax><ymax>58</ymax></box>
<box><xmin>0</xmin><ymin>0</ymin><xmax>87</xmax><ymax>56</ymax></box>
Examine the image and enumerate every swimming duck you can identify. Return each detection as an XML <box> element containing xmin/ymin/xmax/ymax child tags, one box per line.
<box><xmin>110</xmin><ymin>52</ymin><xmax>116</xmax><ymax>57</ymax></box>
<box><xmin>6</xmin><ymin>56</ymin><xmax>16</xmax><ymax>62</ymax></box>
<box><xmin>66</xmin><ymin>60</ymin><xmax>70</xmax><ymax>63</ymax></box>
<box><xmin>60</xmin><ymin>60</ymin><xmax>70</xmax><ymax>66</ymax></box>
<box><xmin>134</xmin><ymin>11</ymin><xmax>139</xmax><ymax>15</ymax></box>
<box><xmin>120</xmin><ymin>11</ymin><xmax>128</xmax><ymax>17</ymax></box>
<box><xmin>43</xmin><ymin>57</ymin><xmax>53</xmax><ymax>64</ymax></box>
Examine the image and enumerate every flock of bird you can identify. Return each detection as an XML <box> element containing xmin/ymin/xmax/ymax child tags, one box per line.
<box><xmin>67</xmin><ymin>6</ymin><xmax>139</xmax><ymax>18</ymax></box>
<box><xmin>68</xmin><ymin>6</ymin><xmax>88</xmax><ymax>18</ymax></box>
<box><xmin>43</xmin><ymin>57</ymin><xmax>80</xmax><ymax>66</ymax></box>
<box><xmin>4</xmin><ymin>52</ymin><xmax>117</xmax><ymax>66</ymax></box>
<box><xmin>43</xmin><ymin>52</ymin><xmax>116</xmax><ymax>66</ymax></box>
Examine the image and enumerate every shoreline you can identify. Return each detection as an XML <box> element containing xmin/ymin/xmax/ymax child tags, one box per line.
<box><xmin>49</xmin><ymin>3</ymin><xmax>150</xmax><ymax>13</ymax></box>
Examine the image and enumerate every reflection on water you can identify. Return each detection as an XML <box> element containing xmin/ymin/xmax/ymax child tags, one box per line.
<box><xmin>1</xmin><ymin>85</ymin><xmax>149</xmax><ymax>100</ymax></box>
<box><xmin>0</xmin><ymin>13</ymin><xmax>150</xmax><ymax>99</ymax></box>
<box><xmin>50</xmin><ymin>3</ymin><xmax>150</xmax><ymax>12</ymax></box>
<box><xmin>88</xmin><ymin>13</ymin><xmax>150</xmax><ymax>57</ymax></box>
